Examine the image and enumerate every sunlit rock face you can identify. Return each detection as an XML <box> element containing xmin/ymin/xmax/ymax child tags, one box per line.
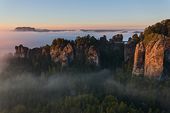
<box><xmin>15</xmin><ymin>44</ymin><xmax>29</xmax><ymax>58</ymax></box>
<box><xmin>132</xmin><ymin>19</ymin><xmax>170</xmax><ymax>78</ymax></box>
<box><xmin>144</xmin><ymin>34</ymin><xmax>165</xmax><ymax>77</ymax></box>
<box><xmin>50</xmin><ymin>43</ymin><xmax>74</xmax><ymax>67</ymax></box>
<box><xmin>61</xmin><ymin>43</ymin><xmax>74</xmax><ymax>67</ymax></box>
<box><xmin>50</xmin><ymin>45</ymin><xmax>62</xmax><ymax>63</ymax></box>
<box><xmin>87</xmin><ymin>46</ymin><xmax>99</xmax><ymax>66</ymax></box>
<box><xmin>143</xmin><ymin>19</ymin><xmax>170</xmax><ymax>77</ymax></box>
<box><xmin>132</xmin><ymin>42</ymin><xmax>145</xmax><ymax>76</ymax></box>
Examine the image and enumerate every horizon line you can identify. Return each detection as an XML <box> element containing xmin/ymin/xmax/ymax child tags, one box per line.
<box><xmin>0</xmin><ymin>26</ymin><xmax>146</xmax><ymax>31</ymax></box>
<box><xmin>0</xmin><ymin>23</ymin><xmax>148</xmax><ymax>31</ymax></box>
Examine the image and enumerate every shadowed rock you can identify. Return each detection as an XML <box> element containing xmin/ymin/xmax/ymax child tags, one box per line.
<box><xmin>15</xmin><ymin>44</ymin><xmax>29</xmax><ymax>58</ymax></box>
<box><xmin>112</xmin><ymin>34</ymin><xmax>123</xmax><ymax>42</ymax></box>
<box><xmin>124</xmin><ymin>34</ymin><xmax>140</xmax><ymax>67</ymax></box>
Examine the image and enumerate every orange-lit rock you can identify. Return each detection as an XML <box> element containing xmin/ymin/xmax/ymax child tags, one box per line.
<box><xmin>50</xmin><ymin>43</ymin><xmax>74</xmax><ymax>67</ymax></box>
<box><xmin>144</xmin><ymin>34</ymin><xmax>165</xmax><ymax>77</ymax></box>
<box><xmin>132</xmin><ymin>42</ymin><xmax>145</xmax><ymax>75</ymax></box>
<box><xmin>87</xmin><ymin>46</ymin><xmax>99</xmax><ymax>66</ymax></box>
<box><xmin>133</xmin><ymin>19</ymin><xmax>170</xmax><ymax>78</ymax></box>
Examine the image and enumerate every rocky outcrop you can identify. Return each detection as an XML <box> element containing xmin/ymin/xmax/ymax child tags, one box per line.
<box><xmin>112</xmin><ymin>34</ymin><xmax>123</xmax><ymax>42</ymax></box>
<box><xmin>14</xmin><ymin>34</ymin><xmax>128</xmax><ymax>72</ymax></box>
<box><xmin>133</xmin><ymin>34</ymin><xmax>168</xmax><ymax>77</ymax></box>
<box><xmin>124</xmin><ymin>34</ymin><xmax>140</xmax><ymax>67</ymax></box>
<box><xmin>15</xmin><ymin>44</ymin><xmax>29</xmax><ymax>58</ymax></box>
<box><xmin>133</xmin><ymin>19</ymin><xmax>170</xmax><ymax>78</ymax></box>
<box><xmin>50</xmin><ymin>43</ymin><xmax>74</xmax><ymax>67</ymax></box>
<box><xmin>132</xmin><ymin>42</ymin><xmax>145</xmax><ymax>75</ymax></box>
<box><xmin>144</xmin><ymin>34</ymin><xmax>165</xmax><ymax>77</ymax></box>
<box><xmin>87</xmin><ymin>46</ymin><xmax>99</xmax><ymax>66</ymax></box>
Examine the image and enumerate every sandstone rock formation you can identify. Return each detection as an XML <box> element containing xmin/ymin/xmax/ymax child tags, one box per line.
<box><xmin>14</xmin><ymin>34</ymin><xmax>127</xmax><ymax>72</ymax></box>
<box><xmin>112</xmin><ymin>34</ymin><xmax>123</xmax><ymax>42</ymax></box>
<box><xmin>133</xmin><ymin>19</ymin><xmax>170</xmax><ymax>78</ymax></box>
<box><xmin>50</xmin><ymin>43</ymin><xmax>74</xmax><ymax>67</ymax></box>
<box><xmin>124</xmin><ymin>34</ymin><xmax>140</xmax><ymax>67</ymax></box>
<box><xmin>132</xmin><ymin>42</ymin><xmax>145</xmax><ymax>76</ymax></box>
<box><xmin>87</xmin><ymin>46</ymin><xmax>99</xmax><ymax>66</ymax></box>
<box><xmin>144</xmin><ymin>34</ymin><xmax>166</xmax><ymax>77</ymax></box>
<box><xmin>15</xmin><ymin>44</ymin><xmax>29</xmax><ymax>58</ymax></box>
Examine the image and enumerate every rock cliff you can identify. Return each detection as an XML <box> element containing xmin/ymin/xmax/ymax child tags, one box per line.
<box><xmin>144</xmin><ymin>34</ymin><xmax>166</xmax><ymax>77</ymax></box>
<box><xmin>133</xmin><ymin>19</ymin><xmax>170</xmax><ymax>78</ymax></box>
<box><xmin>87</xmin><ymin>46</ymin><xmax>99</xmax><ymax>66</ymax></box>
<box><xmin>14</xmin><ymin>34</ymin><xmax>126</xmax><ymax>72</ymax></box>
<box><xmin>15</xmin><ymin>44</ymin><xmax>29</xmax><ymax>58</ymax></box>
<box><xmin>132</xmin><ymin>42</ymin><xmax>145</xmax><ymax>76</ymax></box>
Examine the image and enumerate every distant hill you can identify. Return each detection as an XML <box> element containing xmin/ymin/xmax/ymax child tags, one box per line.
<box><xmin>14</xmin><ymin>27</ymin><xmax>75</xmax><ymax>32</ymax></box>
<box><xmin>80</xmin><ymin>29</ymin><xmax>124</xmax><ymax>32</ymax></box>
<box><xmin>15</xmin><ymin>27</ymin><xmax>36</xmax><ymax>31</ymax></box>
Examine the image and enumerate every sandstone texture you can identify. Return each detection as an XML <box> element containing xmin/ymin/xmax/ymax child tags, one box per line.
<box><xmin>133</xmin><ymin>19</ymin><xmax>170</xmax><ymax>78</ymax></box>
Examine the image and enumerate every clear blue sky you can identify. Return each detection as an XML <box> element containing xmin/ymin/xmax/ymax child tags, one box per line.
<box><xmin>0</xmin><ymin>0</ymin><xmax>170</xmax><ymax>29</ymax></box>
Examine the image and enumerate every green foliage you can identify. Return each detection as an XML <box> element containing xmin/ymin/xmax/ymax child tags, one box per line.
<box><xmin>143</xmin><ymin>20</ymin><xmax>169</xmax><ymax>45</ymax></box>
<box><xmin>75</xmin><ymin>35</ymin><xmax>98</xmax><ymax>47</ymax></box>
<box><xmin>144</xmin><ymin>22</ymin><xmax>168</xmax><ymax>37</ymax></box>
<box><xmin>2</xmin><ymin>31</ymin><xmax>170</xmax><ymax>113</ymax></box>
<box><xmin>143</xmin><ymin>33</ymin><xmax>160</xmax><ymax>46</ymax></box>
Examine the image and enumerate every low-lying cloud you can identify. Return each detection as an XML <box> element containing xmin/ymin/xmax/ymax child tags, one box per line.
<box><xmin>0</xmin><ymin>60</ymin><xmax>170</xmax><ymax>111</ymax></box>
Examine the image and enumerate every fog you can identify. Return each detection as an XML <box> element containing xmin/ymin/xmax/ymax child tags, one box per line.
<box><xmin>0</xmin><ymin>51</ymin><xmax>170</xmax><ymax>112</ymax></box>
<box><xmin>0</xmin><ymin>30</ymin><xmax>142</xmax><ymax>55</ymax></box>
<box><xmin>0</xmin><ymin>69</ymin><xmax>112</xmax><ymax>109</ymax></box>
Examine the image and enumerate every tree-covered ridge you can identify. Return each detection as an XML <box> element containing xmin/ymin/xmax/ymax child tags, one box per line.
<box><xmin>143</xmin><ymin>19</ymin><xmax>170</xmax><ymax>45</ymax></box>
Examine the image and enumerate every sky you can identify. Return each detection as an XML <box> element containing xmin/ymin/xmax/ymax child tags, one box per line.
<box><xmin>0</xmin><ymin>0</ymin><xmax>170</xmax><ymax>30</ymax></box>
